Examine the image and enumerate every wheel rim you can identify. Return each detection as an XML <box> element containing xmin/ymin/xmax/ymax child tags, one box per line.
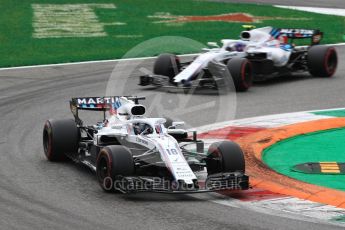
<box><xmin>98</xmin><ymin>157</ymin><xmax>109</xmax><ymax>180</ymax></box>
<box><xmin>241</xmin><ymin>61</ymin><xmax>252</xmax><ymax>88</ymax></box>
<box><xmin>43</xmin><ymin>130</ymin><xmax>49</xmax><ymax>153</ymax></box>
<box><xmin>97</xmin><ymin>152</ymin><xmax>116</xmax><ymax>191</ymax></box>
<box><xmin>43</xmin><ymin>127</ymin><xmax>52</xmax><ymax>158</ymax></box>
<box><xmin>325</xmin><ymin>49</ymin><xmax>337</xmax><ymax>76</ymax></box>
<box><xmin>208</xmin><ymin>148</ymin><xmax>223</xmax><ymax>174</ymax></box>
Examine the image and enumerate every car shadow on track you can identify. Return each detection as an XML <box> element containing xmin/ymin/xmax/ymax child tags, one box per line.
<box><xmin>120</xmin><ymin>193</ymin><xmax>202</xmax><ymax>202</ymax></box>
<box><xmin>47</xmin><ymin>161</ymin><xmax>206</xmax><ymax>202</ymax></box>
<box><xmin>253</xmin><ymin>74</ymin><xmax>314</xmax><ymax>87</ymax></box>
<box><xmin>42</xmin><ymin>160</ymin><xmax>255</xmax><ymax>203</ymax></box>
<box><xmin>137</xmin><ymin>74</ymin><xmax>322</xmax><ymax>94</ymax></box>
<box><xmin>139</xmin><ymin>86</ymin><xmax>232</xmax><ymax>96</ymax></box>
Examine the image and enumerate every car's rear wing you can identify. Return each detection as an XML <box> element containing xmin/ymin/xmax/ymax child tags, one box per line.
<box><xmin>69</xmin><ymin>96</ymin><xmax>123</xmax><ymax>124</ymax></box>
<box><xmin>70</xmin><ymin>97</ymin><xmax>122</xmax><ymax>111</ymax></box>
<box><xmin>278</xmin><ymin>28</ymin><xmax>323</xmax><ymax>45</ymax></box>
<box><xmin>69</xmin><ymin>96</ymin><xmax>145</xmax><ymax>124</ymax></box>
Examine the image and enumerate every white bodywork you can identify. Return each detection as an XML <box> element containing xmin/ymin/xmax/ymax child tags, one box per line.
<box><xmin>174</xmin><ymin>26</ymin><xmax>292</xmax><ymax>83</ymax></box>
<box><xmin>94</xmin><ymin>97</ymin><xmax>197</xmax><ymax>185</ymax></box>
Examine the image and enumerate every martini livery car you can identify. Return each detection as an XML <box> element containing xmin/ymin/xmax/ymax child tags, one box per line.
<box><xmin>140</xmin><ymin>26</ymin><xmax>337</xmax><ymax>92</ymax></box>
<box><xmin>43</xmin><ymin>96</ymin><xmax>249</xmax><ymax>193</ymax></box>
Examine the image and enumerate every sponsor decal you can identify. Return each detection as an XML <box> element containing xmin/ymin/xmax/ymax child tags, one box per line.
<box><xmin>32</xmin><ymin>4</ymin><xmax>125</xmax><ymax>38</ymax></box>
<box><xmin>148</xmin><ymin>12</ymin><xmax>309</xmax><ymax>24</ymax></box>
<box><xmin>280</xmin><ymin>28</ymin><xmax>315</xmax><ymax>35</ymax></box>
<box><xmin>136</xmin><ymin>137</ymin><xmax>149</xmax><ymax>146</ymax></box>
<box><xmin>75</xmin><ymin>97</ymin><xmax>122</xmax><ymax>114</ymax></box>
<box><xmin>269</xmin><ymin>28</ymin><xmax>281</xmax><ymax>39</ymax></box>
<box><xmin>175</xmin><ymin>171</ymin><xmax>195</xmax><ymax>178</ymax></box>
<box><xmin>77</xmin><ymin>97</ymin><xmax>119</xmax><ymax>105</ymax></box>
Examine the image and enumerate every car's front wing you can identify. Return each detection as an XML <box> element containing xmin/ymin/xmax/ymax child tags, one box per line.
<box><xmin>113</xmin><ymin>172</ymin><xmax>249</xmax><ymax>194</ymax></box>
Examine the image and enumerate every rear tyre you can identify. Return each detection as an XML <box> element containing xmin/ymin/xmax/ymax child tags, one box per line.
<box><xmin>153</xmin><ymin>53</ymin><xmax>181</xmax><ymax>82</ymax></box>
<box><xmin>96</xmin><ymin>146</ymin><xmax>134</xmax><ymax>192</ymax></box>
<box><xmin>227</xmin><ymin>58</ymin><xmax>253</xmax><ymax>92</ymax></box>
<box><xmin>307</xmin><ymin>45</ymin><xmax>337</xmax><ymax>77</ymax></box>
<box><xmin>206</xmin><ymin>141</ymin><xmax>245</xmax><ymax>175</ymax></box>
<box><xmin>43</xmin><ymin>119</ymin><xmax>79</xmax><ymax>162</ymax></box>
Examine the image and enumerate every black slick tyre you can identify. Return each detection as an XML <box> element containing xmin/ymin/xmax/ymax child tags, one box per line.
<box><xmin>307</xmin><ymin>45</ymin><xmax>337</xmax><ymax>77</ymax></box>
<box><xmin>206</xmin><ymin>141</ymin><xmax>245</xmax><ymax>175</ymax></box>
<box><xmin>227</xmin><ymin>58</ymin><xmax>253</xmax><ymax>92</ymax></box>
<box><xmin>96</xmin><ymin>145</ymin><xmax>134</xmax><ymax>192</ymax></box>
<box><xmin>43</xmin><ymin>119</ymin><xmax>79</xmax><ymax>162</ymax></box>
<box><xmin>153</xmin><ymin>53</ymin><xmax>181</xmax><ymax>82</ymax></box>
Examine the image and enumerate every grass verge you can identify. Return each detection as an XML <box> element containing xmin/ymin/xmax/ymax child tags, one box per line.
<box><xmin>0</xmin><ymin>0</ymin><xmax>344</xmax><ymax>67</ymax></box>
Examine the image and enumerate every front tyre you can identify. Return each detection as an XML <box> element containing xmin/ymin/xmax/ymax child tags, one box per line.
<box><xmin>43</xmin><ymin>119</ymin><xmax>79</xmax><ymax>161</ymax></box>
<box><xmin>206</xmin><ymin>141</ymin><xmax>245</xmax><ymax>175</ymax></box>
<box><xmin>227</xmin><ymin>58</ymin><xmax>253</xmax><ymax>92</ymax></box>
<box><xmin>96</xmin><ymin>146</ymin><xmax>134</xmax><ymax>192</ymax></box>
<box><xmin>307</xmin><ymin>45</ymin><xmax>337</xmax><ymax>77</ymax></box>
<box><xmin>153</xmin><ymin>53</ymin><xmax>181</xmax><ymax>82</ymax></box>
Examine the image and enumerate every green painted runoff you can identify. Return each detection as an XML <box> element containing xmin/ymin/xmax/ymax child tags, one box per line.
<box><xmin>263</xmin><ymin>128</ymin><xmax>345</xmax><ymax>191</ymax></box>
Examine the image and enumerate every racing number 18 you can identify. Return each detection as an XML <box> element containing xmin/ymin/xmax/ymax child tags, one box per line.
<box><xmin>166</xmin><ymin>149</ymin><xmax>178</xmax><ymax>155</ymax></box>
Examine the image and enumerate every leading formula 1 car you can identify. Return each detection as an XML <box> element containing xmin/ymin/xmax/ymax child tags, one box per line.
<box><xmin>140</xmin><ymin>26</ymin><xmax>337</xmax><ymax>92</ymax></box>
<box><xmin>43</xmin><ymin>96</ymin><xmax>249</xmax><ymax>193</ymax></box>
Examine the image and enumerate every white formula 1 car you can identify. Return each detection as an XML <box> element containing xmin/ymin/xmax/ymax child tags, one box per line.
<box><xmin>43</xmin><ymin>96</ymin><xmax>249</xmax><ymax>193</ymax></box>
<box><xmin>140</xmin><ymin>26</ymin><xmax>337</xmax><ymax>92</ymax></box>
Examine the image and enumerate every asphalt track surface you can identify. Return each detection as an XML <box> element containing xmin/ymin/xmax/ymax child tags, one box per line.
<box><xmin>1</xmin><ymin>43</ymin><xmax>345</xmax><ymax>230</ymax></box>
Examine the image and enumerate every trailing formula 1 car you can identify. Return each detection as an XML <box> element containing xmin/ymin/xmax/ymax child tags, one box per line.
<box><xmin>139</xmin><ymin>26</ymin><xmax>338</xmax><ymax>92</ymax></box>
<box><xmin>43</xmin><ymin>96</ymin><xmax>249</xmax><ymax>193</ymax></box>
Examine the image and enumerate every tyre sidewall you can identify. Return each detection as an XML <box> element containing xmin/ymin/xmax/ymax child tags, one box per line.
<box><xmin>308</xmin><ymin>46</ymin><xmax>337</xmax><ymax>77</ymax></box>
<box><xmin>206</xmin><ymin>141</ymin><xmax>245</xmax><ymax>175</ymax></box>
<box><xmin>96</xmin><ymin>146</ymin><xmax>134</xmax><ymax>192</ymax></box>
<box><xmin>153</xmin><ymin>53</ymin><xmax>180</xmax><ymax>81</ymax></box>
<box><xmin>43</xmin><ymin>119</ymin><xmax>79</xmax><ymax>161</ymax></box>
<box><xmin>227</xmin><ymin>58</ymin><xmax>253</xmax><ymax>92</ymax></box>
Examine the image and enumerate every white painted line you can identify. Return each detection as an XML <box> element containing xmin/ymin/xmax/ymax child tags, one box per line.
<box><xmin>195</xmin><ymin>111</ymin><xmax>334</xmax><ymax>133</ymax></box>
<box><xmin>205</xmin><ymin>193</ymin><xmax>345</xmax><ymax>227</ymax></box>
<box><xmin>0</xmin><ymin>53</ymin><xmax>198</xmax><ymax>71</ymax></box>
<box><xmin>1</xmin><ymin>41</ymin><xmax>345</xmax><ymax>71</ymax></box>
<box><xmin>252</xmin><ymin>197</ymin><xmax>345</xmax><ymax>221</ymax></box>
<box><xmin>275</xmin><ymin>5</ymin><xmax>345</xmax><ymax>17</ymax></box>
<box><xmin>1</xmin><ymin>4</ymin><xmax>344</xmax><ymax>70</ymax></box>
<box><xmin>328</xmin><ymin>43</ymin><xmax>345</xmax><ymax>46</ymax></box>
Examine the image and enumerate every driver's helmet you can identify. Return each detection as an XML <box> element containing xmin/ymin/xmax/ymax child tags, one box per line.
<box><xmin>133</xmin><ymin>123</ymin><xmax>153</xmax><ymax>135</ymax></box>
<box><xmin>227</xmin><ymin>42</ymin><xmax>246</xmax><ymax>52</ymax></box>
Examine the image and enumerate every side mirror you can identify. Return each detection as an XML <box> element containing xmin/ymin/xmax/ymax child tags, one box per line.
<box><xmin>171</xmin><ymin>121</ymin><xmax>185</xmax><ymax>129</ymax></box>
<box><xmin>207</xmin><ymin>42</ymin><xmax>219</xmax><ymax>48</ymax></box>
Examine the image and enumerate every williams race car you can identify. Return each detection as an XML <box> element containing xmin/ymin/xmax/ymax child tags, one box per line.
<box><xmin>140</xmin><ymin>26</ymin><xmax>337</xmax><ymax>92</ymax></box>
<box><xmin>43</xmin><ymin>96</ymin><xmax>249</xmax><ymax>193</ymax></box>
